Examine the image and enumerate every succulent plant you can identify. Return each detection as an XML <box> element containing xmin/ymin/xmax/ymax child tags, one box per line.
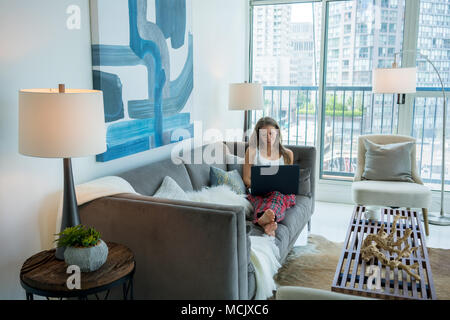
<box><xmin>55</xmin><ymin>225</ymin><xmax>101</xmax><ymax>248</ymax></box>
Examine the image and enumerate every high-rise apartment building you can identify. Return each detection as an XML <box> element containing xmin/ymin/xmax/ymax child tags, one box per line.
<box><xmin>252</xmin><ymin>5</ymin><xmax>291</xmax><ymax>85</ymax></box>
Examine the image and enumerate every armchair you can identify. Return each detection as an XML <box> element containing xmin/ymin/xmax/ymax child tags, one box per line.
<box><xmin>351</xmin><ymin>134</ymin><xmax>432</xmax><ymax>235</ymax></box>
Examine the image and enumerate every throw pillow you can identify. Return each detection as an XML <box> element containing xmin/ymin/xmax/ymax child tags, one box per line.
<box><xmin>226</xmin><ymin>153</ymin><xmax>245</xmax><ymax>177</ymax></box>
<box><xmin>210</xmin><ymin>166</ymin><xmax>246</xmax><ymax>195</ymax></box>
<box><xmin>362</xmin><ymin>139</ymin><xmax>414</xmax><ymax>182</ymax></box>
<box><xmin>153</xmin><ymin>176</ymin><xmax>190</xmax><ymax>201</ymax></box>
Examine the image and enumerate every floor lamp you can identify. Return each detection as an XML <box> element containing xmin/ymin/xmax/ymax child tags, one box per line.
<box><xmin>19</xmin><ymin>85</ymin><xmax>107</xmax><ymax>259</ymax></box>
<box><xmin>229</xmin><ymin>83</ymin><xmax>264</xmax><ymax>141</ymax></box>
<box><xmin>373</xmin><ymin>51</ymin><xmax>450</xmax><ymax>226</ymax></box>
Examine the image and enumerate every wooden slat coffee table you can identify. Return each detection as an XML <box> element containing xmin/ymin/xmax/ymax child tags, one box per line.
<box><xmin>331</xmin><ymin>206</ymin><xmax>436</xmax><ymax>300</ymax></box>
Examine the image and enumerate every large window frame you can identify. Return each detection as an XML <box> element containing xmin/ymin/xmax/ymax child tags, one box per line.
<box><xmin>249</xmin><ymin>0</ymin><xmax>449</xmax><ymax>202</ymax></box>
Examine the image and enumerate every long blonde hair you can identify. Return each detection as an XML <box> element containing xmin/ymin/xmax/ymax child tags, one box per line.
<box><xmin>249</xmin><ymin>117</ymin><xmax>290</xmax><ymax>162</ymax></box>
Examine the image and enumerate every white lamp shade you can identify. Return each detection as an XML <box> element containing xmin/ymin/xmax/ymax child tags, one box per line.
<box><xmin>229</xmin><ymin>83</ymin><xmax>264</xmax><ymax>111</ymax></box>
<box><xmin>372</xmin><ymin>67</ymin><xmax>417</xmax><ymax>94</ymax></box>
<box><xmin>19</xmin><ymin>88</ymin><xmax>107</xmax><ymax>158</ymax></box>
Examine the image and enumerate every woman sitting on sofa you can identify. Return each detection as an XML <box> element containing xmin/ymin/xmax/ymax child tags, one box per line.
<box><xmin>243</xmin><ymin>117</ymin><xmax>296</xmax><ymax>237</ymax></box>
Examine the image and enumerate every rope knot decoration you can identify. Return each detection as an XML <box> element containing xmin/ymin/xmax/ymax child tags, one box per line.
<box><xmin>361</xmin><ymin>214</ymin><xmax>420</xmax><ymax>280</ymax></box>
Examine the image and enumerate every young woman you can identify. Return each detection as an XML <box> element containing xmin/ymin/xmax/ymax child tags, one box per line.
<box><xmin>243</xmin><ymin>117</ymin><xmax>296</xmax><ymax>237</ymax></box>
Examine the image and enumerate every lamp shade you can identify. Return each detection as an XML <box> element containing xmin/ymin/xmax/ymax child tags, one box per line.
<box><xmin>372</xmin><ymin>67</ymin><xmax>417</xmax><ymax>94</ymax></box>
<box><xmin>229</xmin><ymin>83</ymin><xmax>264</xmax><ymax>111</ymax></box>
<box><xmin>19</xmin><ymin>88</ymin><xmax>107</xmax><ymax>158</ymax></box>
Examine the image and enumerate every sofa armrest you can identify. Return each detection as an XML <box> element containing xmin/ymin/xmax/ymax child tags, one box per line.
<box><xmin>78</xmin><ymin>193</ymin><xmax>249</xmax><ymax>300</ymax></box>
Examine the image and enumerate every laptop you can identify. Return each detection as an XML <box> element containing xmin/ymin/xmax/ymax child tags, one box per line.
<box><xmin>250</xmin><ymin>165</ymin><xmax>300</xmax><ymax>196</ymax></box>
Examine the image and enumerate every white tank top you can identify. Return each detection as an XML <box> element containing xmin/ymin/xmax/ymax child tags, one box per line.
<box><xmin>255</xmin><ymin>149</ymin><xmax>285</xmax><ymax>166</ymax></box>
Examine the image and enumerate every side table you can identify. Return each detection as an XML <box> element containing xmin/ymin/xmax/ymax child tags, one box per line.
<box><xmin>20</xmin><ymin>242</ymin><xmax>135</xmax><ymax>300</ymax></box>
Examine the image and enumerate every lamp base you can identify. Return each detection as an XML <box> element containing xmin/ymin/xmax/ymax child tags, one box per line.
<box><xmin>55</xmin><ymin>158</ymin><xmax>81</xmax><ymax>260</ymax></box>
<box><xmin>424</xmin><ymin>212</ymin><xmax>450</xmax><ymax>226</ymax></box>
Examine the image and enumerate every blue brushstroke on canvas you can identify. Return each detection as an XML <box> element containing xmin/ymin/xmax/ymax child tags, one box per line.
<box><xmin>98</xmin><ymin>113</ymin><xmax>192</xmax><ymax>162</ymax></box>
<box><xmin>92</xmin><ymin>0</ymin><xmax>193</xmax><ymax>162</ymax></box>
<box><xmin>93</xmin><ymin>70</ymin><xmax>125</xmax><ymax>123</ymax></box>
<box><xmin>92</xmin><ymin>33</ymin><xmax>193</xmax><ymax>120</ymax></box>
<box><xmin>156</xmin><ymin>0</ymin><xmax>186</xmax><ymax>49</ymax></box>
<box><xmin>96</xmin><ymin>137</ymin><xmax>150</xmax><ymax>163</ymax></box>
<box><xmin>128</xmin><ymin>34</ymin><xmax>194</xmax><ymax>119</ymax></box>
<box><xmin>128</xmin><ymin>0</ymin><xmax>165</xmax><ymax>148</ymax></box>
<box><xmin>106</xmin><ymin>113</ymin><xmax>191</xmax><ymax>147</ymax></box>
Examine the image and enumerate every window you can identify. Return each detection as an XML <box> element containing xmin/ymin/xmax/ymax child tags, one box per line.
<box><xmin>250</xmin><ymin>0</ymin><xmax>449</xmax><ymax>190</ymax></box>
<box><xmin>323</xmin><ymin>0</ymin><xmax>405</xmax><ymax>177</ymax></box>
<box><xmin>251</xmin><ymin>2</ymin><xmax>322</xmax><ymax>146</ymax></box>
<box><xmin>411</xmin><ymin>0</ymin><xmax>450</xmax><ymax>191</ymax></box>
<box><xmin>343</xmin><ymin>36</ymin><xmax>351</xmax><ymax>46</ymax></box>
<box><xmin>344</xmin><ymin>24</ymin><xmax>351</xmax><ymax>34</ymax></box>
<box><xmin>359</xmin><ymin>47</ymin><xmax>369</xmax><ymax>58</ymax></box>
<box><xmin>389</xmin><ymin>23</ymin><xmax>396</xmax><ymax>33</ymax></box>
<box><xmin>356</xmin><ymin>23</ymin><xmax>368</xmax><ymax>33</ymax></box>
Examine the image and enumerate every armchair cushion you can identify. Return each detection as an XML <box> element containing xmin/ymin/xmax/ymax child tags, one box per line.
<box><xmin>352</xmin><ymin>180</ymin><xmax>431</xmax><ymax>208</ymax></box>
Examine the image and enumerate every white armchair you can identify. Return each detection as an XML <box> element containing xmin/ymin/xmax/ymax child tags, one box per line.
<box><xmin>351</xmin><ymin>134</ymin><xmax>432</xmax><ymax>235</ymax></box>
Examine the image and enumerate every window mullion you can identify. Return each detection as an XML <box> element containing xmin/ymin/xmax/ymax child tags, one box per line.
<box><xmin>317</xmin><ymin>0</ymin><xmax>329</xmax><ymax>180</ymax></box>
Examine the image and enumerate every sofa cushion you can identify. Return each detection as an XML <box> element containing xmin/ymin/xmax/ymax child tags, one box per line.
<box><xmin>226</xmin><ymin>153</ymin><xmax>245</xmax><ymax>177</ymax></box>
<box><xmin>153</xmin><ymin>176</ymin><xmax>189</xmax><ymax>201</ymax></box>
<box><xmin>298</xmin><ymin>168</ymin><xmax>312</xmax><ymax>197</ymax></box>
<box><xmin>279</xmin><ymin>196</ymin><xmax>312</xmax><ymax>245</ymax></box>
<box><xmin>273</xmin><ymin>224</ymin><xmax>290</xmax><ymax>262</ymax></box>
<box><xmin>247</xmin><ymin>222</ymin><xmax>290</xmax><ymax>264</ymax></box>
<box><xmin>181</xmin><ymin>143</ymin><xmax>228</xmax><ymax>190</ymax></box>
<box><xmin>210</xmin><ymin>167</ymin><xmax>246</xmax><ymax>194</ymax></box>
<box><xmin>118</xmin><ymin>158</ymin><xmax>193</xmax><ymax>196</ymax></box>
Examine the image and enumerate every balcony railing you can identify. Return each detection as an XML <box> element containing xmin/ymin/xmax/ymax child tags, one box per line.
<box><xmin>251</xmin><ymin>86</ymin><xmax>448</xmax><ymax>186</ymax></box>
<box><xmin>411</xmin><ymin>91</ymin><xmax>450</xmax><ymax>190</ymax></box>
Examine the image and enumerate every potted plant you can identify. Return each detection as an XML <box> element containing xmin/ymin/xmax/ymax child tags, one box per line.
<box><xmin>55</xmin><ymin>225</ymin><xmax>108</xmax><ymax>272</ymax></box>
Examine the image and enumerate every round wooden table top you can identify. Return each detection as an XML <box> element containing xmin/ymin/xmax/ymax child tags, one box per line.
<box><xmin>20</xmin><ymin>242</ymin><xmax>135</xmax><ymax>295</ymax></box>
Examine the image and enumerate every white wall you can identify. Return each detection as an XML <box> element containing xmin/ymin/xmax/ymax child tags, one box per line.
<box><xmin>0</xmin><ymin>0</ymin><xmax>248</xmax><ymax>299</ymax></box>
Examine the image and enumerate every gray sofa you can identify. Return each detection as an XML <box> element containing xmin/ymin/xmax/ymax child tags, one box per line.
<box><xmin>79</xmin><ymin>142</ymin><xmax>316</xmax><ymax>299</ymax></box>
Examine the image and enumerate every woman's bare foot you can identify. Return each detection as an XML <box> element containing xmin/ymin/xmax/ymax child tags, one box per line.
<box><xmin>264</xmin><ymin>222</ymin><xmax>277</xmax><ymax>237</ymax></box>
<box><xmin>257</xmin><ymin>209</ymin><xmax>275</xmax><ymax>227</ymax></box>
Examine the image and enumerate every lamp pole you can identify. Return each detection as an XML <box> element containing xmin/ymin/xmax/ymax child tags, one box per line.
<box><xmin>394</xmin><ymin>50</ymin><xmax>450</xmax><ymax>225</ymax></box>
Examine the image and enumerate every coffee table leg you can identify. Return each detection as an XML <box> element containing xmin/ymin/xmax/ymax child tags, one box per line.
<box><xmin>26</xmin><ymin>292</ymin><xmax>33</xmax><ymax>301</ymax></box>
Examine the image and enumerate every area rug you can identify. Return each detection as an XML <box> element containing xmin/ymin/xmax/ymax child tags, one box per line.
<box><xmin>274</xmin><ymin>234</ymin><xmax>450</xmax><ymax>300</ymax></box>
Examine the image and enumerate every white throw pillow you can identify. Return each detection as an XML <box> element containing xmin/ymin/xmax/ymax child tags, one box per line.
<box><xmin>153</xmin><ymin>176</ymin><xmax>189</xmax><ymax>201</ymax></box>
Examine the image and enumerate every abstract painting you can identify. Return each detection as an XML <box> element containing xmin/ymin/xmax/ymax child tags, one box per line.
<box><xmin>90</xmin><ymin>0</ymin><xmax>194</xmax><ymax>162</ymax></box>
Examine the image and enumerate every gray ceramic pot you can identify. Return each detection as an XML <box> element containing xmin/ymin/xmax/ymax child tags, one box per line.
<box><xmin>64</xmin><ymin>240</ymin><xmax>108</xmax><ymax>272</ymax></box>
